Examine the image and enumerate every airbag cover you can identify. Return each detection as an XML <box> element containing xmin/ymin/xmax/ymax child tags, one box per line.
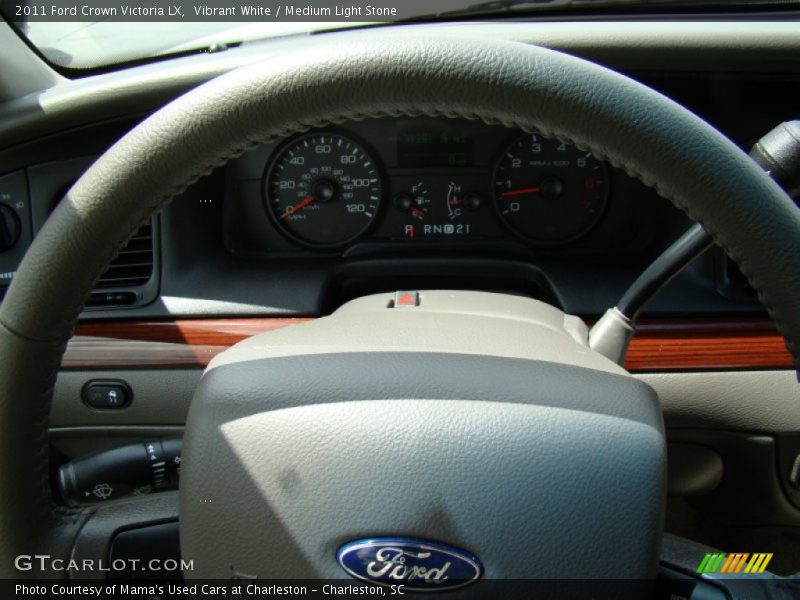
<box><xmin>180</xmin><ymin>352</ymin><xmax>665</xmax><ymax>583</ymax></box>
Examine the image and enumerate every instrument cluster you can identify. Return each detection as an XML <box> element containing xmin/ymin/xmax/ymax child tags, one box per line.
<box><xmin>227</xmin><ymin>118</ymin><xmax>649</xmax><ymax>258</ymax></box>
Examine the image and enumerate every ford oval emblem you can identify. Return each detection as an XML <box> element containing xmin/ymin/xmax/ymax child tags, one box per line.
<box><xmin>336</xmin><ymin>537</ymin><xmax>482</xmax><ymax>591</ymax></box>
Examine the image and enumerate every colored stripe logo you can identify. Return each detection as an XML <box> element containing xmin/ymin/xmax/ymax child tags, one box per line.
<box><xmin>696</xmin><ymin>553</ymin><xmax>773</xmax><ymax>574</ymax></box>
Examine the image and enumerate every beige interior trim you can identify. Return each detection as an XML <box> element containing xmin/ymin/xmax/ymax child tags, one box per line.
<box><xmin>641</xmin><ymin>370</ymin><xmax>800</xmax><ymax>433</ymax></box>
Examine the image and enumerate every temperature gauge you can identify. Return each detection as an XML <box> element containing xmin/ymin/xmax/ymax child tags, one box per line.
<box><xmin>445</xmin><ymin>181</ymin><xmax>482</xmax><ymax>221</ymax></box>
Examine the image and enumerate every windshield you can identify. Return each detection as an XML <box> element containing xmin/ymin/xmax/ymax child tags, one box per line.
<box><xmin>2</xmin><ymin>0</ymin><xmax>797</xmax><ymax>70</ymax></box>
<box><xmin>11</xmin><ymin>21</ymin><xmax>370</xmax><ymax>69</ymax></box>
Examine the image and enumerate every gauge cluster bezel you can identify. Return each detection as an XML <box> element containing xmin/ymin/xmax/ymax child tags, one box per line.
<box><xmin>233</xmin><ymin>117</ymin><xmax>652</xmax><ymax>259</ymax></box>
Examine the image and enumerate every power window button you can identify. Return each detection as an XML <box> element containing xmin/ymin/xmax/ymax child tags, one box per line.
<box><xmin>83</xmin><ymin>381</ymin><xmax>132</xmax><ymax>409</ymax></box>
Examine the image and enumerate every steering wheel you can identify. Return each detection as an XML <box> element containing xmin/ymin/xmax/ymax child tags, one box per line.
<box><xmin>1</xmin><ymin>34</ymin><xmax>799</xmax><ymax>585</ymax></box>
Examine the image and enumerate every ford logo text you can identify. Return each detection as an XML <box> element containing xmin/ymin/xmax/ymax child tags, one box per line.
<box><xmin>336</xmin><ymin>537</ymin><xmax>482</xmax><ymax>592</ymax></box>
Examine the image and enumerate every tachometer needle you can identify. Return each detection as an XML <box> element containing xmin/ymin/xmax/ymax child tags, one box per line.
<box><xmin>500</xmin><ymin>186</ymin><xmax>541</xmax><ymax>198</ymax></box>
<box><xmin>280</xmin><ymin>195</ymin><xmax>315</xmax><ymax>218</ymax></box>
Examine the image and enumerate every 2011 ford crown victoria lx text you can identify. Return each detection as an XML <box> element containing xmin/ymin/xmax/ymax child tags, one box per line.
<box><xmin>0</xmin><ymin>1</ymin><xmax>799</xmax><ymax>599</ymax></box>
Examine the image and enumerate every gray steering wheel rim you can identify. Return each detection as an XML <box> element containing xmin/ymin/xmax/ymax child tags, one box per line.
<box><xmin>1</xmin><ymin>33</ymin><xmax>799</xmax><ymax>576</ymax></box>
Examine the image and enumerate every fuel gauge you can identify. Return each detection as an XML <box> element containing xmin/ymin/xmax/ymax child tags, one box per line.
<box><xmin>393</xmin><ymin>181</ymin><xmax>431</xmax><ymax>221</ymax></box>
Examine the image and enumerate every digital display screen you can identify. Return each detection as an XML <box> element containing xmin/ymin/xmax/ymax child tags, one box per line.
<box><xmin>397</xmin><ymin>127</ymin><xmax>474</xmax><ymax>168</ymax></box>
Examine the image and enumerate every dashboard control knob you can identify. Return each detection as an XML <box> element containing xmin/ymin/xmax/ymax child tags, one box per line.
<box><xmin>0</xmin><ymin>203</ymin><xmax>21</xmax><ymax>252</ymax></box>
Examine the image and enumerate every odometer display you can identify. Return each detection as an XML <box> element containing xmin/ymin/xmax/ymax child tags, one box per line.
<box><xmin>265</xmin><ymin>134</ymin><xmax>382</xmax><ymax>248</ymax></box>
<box><xmin>494</xmin><ymin>134</ymin><xmax>609</xmax><ymax>244</ymax></box>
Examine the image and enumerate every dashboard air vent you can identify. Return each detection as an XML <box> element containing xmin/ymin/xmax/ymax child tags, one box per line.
<box><xmin>95</xmin><ymin>220</ymin><xmax>154</xmax><ymax>289</ymax></box>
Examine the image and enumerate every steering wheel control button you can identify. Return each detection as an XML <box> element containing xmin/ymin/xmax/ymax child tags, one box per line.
<box><xmin>337</xmin><ymin>538</ymin><xmax>482</xmax><ymax>591</ymax></box>
<box><xmin>393</xmin><ymin>290</ymin><xmax>420</xmax><ymax>307</ymax></box>
<box><xmin>82</xmin><ymin>380</ymin><xmax>132</xmax><ymax>409</ymax></box>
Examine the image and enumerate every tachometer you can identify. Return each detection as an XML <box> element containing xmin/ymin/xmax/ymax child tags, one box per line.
<box><xmin>265</xmin><ymin>133</ymin><xmax>383</xmax><ymax>248</ymax></box>
<box><xmin>493</xmin><ymin>134</ymin><xmax>609</xmax><ymax>244</ymax></box>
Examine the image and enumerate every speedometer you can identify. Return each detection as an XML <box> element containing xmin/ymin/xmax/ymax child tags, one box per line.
<box><xmin>493</xmin><ymin>134</ymin><xmax>609</xmax><ymax>244</ymax></box>
<box><xmin>265</xmin><ymin>133</ymin><xmax>383</xmax><ymax>248</ymax></box>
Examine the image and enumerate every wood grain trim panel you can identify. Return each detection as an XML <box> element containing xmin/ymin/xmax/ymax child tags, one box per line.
<box><xmin>62</xmin><ymin>316</ymin><xmax>793</xmax><ymax>372</ymax></box>
<box><xmin>625</xmin><ymin>318</ymin><xmax>793</xmax><ymax>371</ymax></box>
<box><xmin>63</xmin><ymin>318</ymin><xmax>312</xmax><ymax>370</ymax></box>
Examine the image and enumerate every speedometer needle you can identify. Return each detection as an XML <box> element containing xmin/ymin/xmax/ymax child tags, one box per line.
<box><xmin>280</xmin><ymin>195</ymin><xmax>315</xmax><ymax>218</ymax></box>
<box><xmin>500</xmin><ymin>186</ymin><xmax>541</xmax><ymax>198</ymax></box>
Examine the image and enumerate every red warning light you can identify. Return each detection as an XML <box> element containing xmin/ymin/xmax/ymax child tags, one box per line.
<box><xmin>396</xmin><ymin>292</ymin><xmax>416</xmax><ymax>306</ymax></box>
<box><xmin>393</xmin><ymin>291</ymin><xmax>420</xmax><ymax>307</ymax></box>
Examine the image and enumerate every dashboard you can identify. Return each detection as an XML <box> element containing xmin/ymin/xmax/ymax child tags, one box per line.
<box><xmin>2</xmin><ymin>21</ymin><xmax>798</xmax><ymax>321</ymax></box>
